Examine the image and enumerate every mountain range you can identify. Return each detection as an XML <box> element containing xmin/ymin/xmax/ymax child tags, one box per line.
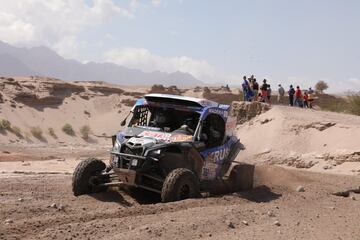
<box><xmin>0</xmin><ymin>41</ymin><xmax>202</xmax><ymax>87</ymax></box>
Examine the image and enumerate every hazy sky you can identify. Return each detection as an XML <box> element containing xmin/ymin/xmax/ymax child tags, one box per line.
<box><xmin>0</xmin><ymin>0</ymin><xmax>359</xmax><ymax>92</ymax></box>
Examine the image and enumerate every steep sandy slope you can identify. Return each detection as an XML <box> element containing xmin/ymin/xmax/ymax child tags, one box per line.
<box><xmin>235</xmin><ymin>105</ymin><xmax>360</xmax><ymax>175</ymax></box>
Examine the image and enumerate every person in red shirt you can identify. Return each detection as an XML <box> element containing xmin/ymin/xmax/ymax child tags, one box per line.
<box><xmin>294</xmin><ymin>86</ymin><xmax>303</xmax><ymax>107</ymax></box>
<box><xmin>303</xmin><ymin>91</ymin><xmax>309</xmax><ymax>108</ymax></box>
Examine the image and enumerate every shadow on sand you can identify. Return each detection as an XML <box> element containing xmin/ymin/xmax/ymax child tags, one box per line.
<box><xmin>234</xmin><ymin>185</ymin><xmax>282</xmax><ymax>203</ymax></box>
<box><xmin>90</xmin><ymin>191</ymin><xmax>133</xmax><ymax>207</ymax></box>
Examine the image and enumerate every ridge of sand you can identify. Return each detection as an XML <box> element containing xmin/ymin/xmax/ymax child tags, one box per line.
<box><xmin>235</xmin><ymin>105</ymin><xmax>360</xmax><ymax>175</ymax></box>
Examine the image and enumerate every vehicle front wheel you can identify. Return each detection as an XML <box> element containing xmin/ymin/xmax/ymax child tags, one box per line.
<box><xmin>161</xmin><ymin>168</ymin><xmax>200</xmax><ymax>203</ymax></box>
<box><xmin>72</xmin><ymin>158</ymin><xmax>107</xmax><ymax>196</ymax></box>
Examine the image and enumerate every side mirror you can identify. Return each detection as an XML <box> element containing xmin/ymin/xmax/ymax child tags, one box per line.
<box><xmin>120</xmin><ymin>119</ymin><xmax>127</xmax><ymax>126</ymax></box>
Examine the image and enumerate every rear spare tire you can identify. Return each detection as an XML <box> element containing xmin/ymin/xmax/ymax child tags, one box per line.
<box><xmin>228</xmin><ymin>163</ymin><xmax>255</xmax><ymax>192</ymax></box>
<box><xmin>161</xmin><ymin>168</ymin><xmax>200</xmax><ymax>203</ymax></box>
<box><xmin>72</xmin><ymin>158</ymin><xmax>107</xmax><ymax>196</ymax></box>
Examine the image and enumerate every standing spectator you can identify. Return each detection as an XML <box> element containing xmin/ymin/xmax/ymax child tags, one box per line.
<box><xmin>294</xmin><ymin>86</ymin><xmax>303</xmax><ymax>107</ymax></box>
<box><xmin>249</xmin><ymin>77</ymin><xmax>254</xmax><ymax>90</ymax></box>
<box><xmin>267</xmin><ymin>84</ymin><xmax>272</xmax><ymax>104</ymax></box>
<box><xmin>308</xmin><ymin>87</ymin><xmax>314</xmax><ymax>94</ymax></box>
<box><xmin>242</xmin><ymin>76</ymin><xmax>250</xmax><ymax>101</ymax></box>
<box><xmin>277</xmin><ymin>84</ymin><xmax>285</xmax><ymax>102</ymax></box>
<box><xmin>252</xmin><ymin>79</ymin><xmax>259</xmax><ymax>101</ymax></box>
<box><xmin>308</xmin><ymin>88</ymin><xmax>314</xmax><ymax>108</ymax></box>
<box><xmin>303</xmin><ymin>91</ymin><xmax>309</xmax><ymax>108</ymax></box>
<box><xmin>261</xmin><ymin>79</ymin><xmax>269</xmax><ymax>103</ymax></box>
<box><xmin>288</xmin><ymin>85</ymin><xmax>295</xmax><ymax>106</ymax></box>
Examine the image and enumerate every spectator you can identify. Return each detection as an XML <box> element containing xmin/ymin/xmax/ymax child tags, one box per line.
<box><xmin>252</xmin><ymin>79</ymin><xmax>259</xmax><ymax>101</ymax></box>
<box><xmin>294</xmin><ymin>86</ymin><xmax>303</xmax><ymax>107</ymax></box>
<box><xmin>288</xmin><ymin>85</ymin><xmax>295</xmax><ymax>106</ymax></box>
<box><xmin>277</xmin><ymin>84</ymin><xmax>285</xmax><ymax>102</ymax></box>
<box><xmin>261</xmin><ymin>79</ymin><xmax>269</xmax><ymax>103</ymax></box>
<box><xmin>308</xmin><ymin>88</ymin><xmax>314</xmax><ymax>108</ymax></box>
<box><xmin>308</xmin><ymin>87</ymin><xmax>314</xmax><ymax>94</ymax></box>
<box><xmin>303</xmin><ymin>91</ymin><xmax>309</xmax><ymax>108</ymax></box>
<box><xmin>242</xmin><ymin>76</ymin><xmax>250</xmax><ymax>101</ymax></box>
<box><xmin>267</xmin><ymin>84</ymin><xmax>272</xmax><ymax>104</ymax></box>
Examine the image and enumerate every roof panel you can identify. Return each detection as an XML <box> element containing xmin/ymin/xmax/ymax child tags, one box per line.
<box><xmin>144</xmin><ymin>93</ymin><xmax>219</xmax><ymax>108</ymax></box>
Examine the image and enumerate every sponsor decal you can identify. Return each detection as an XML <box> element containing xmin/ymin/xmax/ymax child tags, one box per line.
<box><xmin>206</xmin><ymin>147</ymin><xmax>230</xmax><ymax>164</ymax></box>
<box><xmin>139</xmin><ymin>131</ymin><xmax>192</xmax><ymax>143</ymax></box>
<box><xmin>169</xmin><ymin>134</ymin><xmax>193</xmax><ymax>142</ymax></box>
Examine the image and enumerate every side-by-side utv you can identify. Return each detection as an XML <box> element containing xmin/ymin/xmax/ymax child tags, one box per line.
<box><xmin>72</xmin><ymin>94</ymin><xmax>254</xmax><ymax>202</ymax></box>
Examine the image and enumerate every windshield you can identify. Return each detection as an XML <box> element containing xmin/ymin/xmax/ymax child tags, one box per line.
<box><xmin>124</xmin><ymin>105</ymin><xmax>200</xmax><ymax>137</ymax></box>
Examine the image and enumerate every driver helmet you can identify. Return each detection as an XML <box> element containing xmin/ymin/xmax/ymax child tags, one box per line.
<box><xmin>154</xmin><ymin>110</ymin><xmax>168</xmax><ymax>127</ymax></box>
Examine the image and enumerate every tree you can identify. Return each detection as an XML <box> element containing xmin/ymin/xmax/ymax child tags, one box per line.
<box><xmin>315</xmin><ymin>80</ymin><xmax>329</xmax><ymax>93</ymax></box>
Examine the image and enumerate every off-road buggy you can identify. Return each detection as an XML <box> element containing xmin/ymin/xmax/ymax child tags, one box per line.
<box><xmin>72</xmin><ymin>94</ymin><xmax>254</xmax><ymax>202</ymax></box>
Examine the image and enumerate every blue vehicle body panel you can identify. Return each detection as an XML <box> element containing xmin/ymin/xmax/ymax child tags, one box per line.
<box><xmin>200</xmin><ymin>135</ymin><xmax>238</xmax><ymax>180</ymax></box>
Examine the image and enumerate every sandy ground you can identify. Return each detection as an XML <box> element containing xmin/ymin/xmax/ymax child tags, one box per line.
<box><xmin>1</xmin><ymin>166</ymin><xmax>360</xmax><ymax>240</ymax></box>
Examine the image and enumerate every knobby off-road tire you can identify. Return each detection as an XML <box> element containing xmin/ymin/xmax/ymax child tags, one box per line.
<box><xmin>72</xmin><ymin>158</ymin><xmax>107</xmax><ymax>196</ymax></box>
<box><xmin>161</xmin><ymin>168</ymin><xmax>200</xmax><ymax>203</ymax></box>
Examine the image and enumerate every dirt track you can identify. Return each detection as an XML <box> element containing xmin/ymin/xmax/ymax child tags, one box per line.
<box><xmin>1</xmin><ymin>166</ymin><xmax>360</xmax><ymax>240</ymax></box>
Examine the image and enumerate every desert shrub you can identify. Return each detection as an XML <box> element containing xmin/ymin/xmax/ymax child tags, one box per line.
<box><xmin>62</xmin><ymin>123</ymin><xmax>75</xmax><ymax>136</ymax></box>
<box><xmin>0</xmin><ymin>119</ymin><xmax>11</xmax><ymax>131</ymax></box>
<box><xmin>149</xmin><ymin>84</ymin><xmax>166</xmax><ymax>93</ymax></box>
<box><xmin>203</xmin><ymin>87</ymin><xmax>211</xmax><ymax>94</ymax></box>
<box><xmin>348</xmin><ymin>94</ymin><xmax>360</xmax><ymax>116</ymax></box>
<box><xmin>48</xmin><ymin>127</ymin><xmax>57</xmax><ymax>139</ymax></box>
<box><xmin>315</xmin><ymin>94</ymin><xmax>349</xmax><ymax>113</ymax></box>
<box><xmin>11</xmin><ymin>126</ymin><xmax>23</xmax><ymax>138</ymax></box>
<box><xmin>80</xmin><ymin>125</ymin><xmax>91</xmax><ymax>139</ymax></box>
<box><xmin>148</xmin><ymin>84</ymin><xmax>182</xmax><ymax>95</ymax></box>
<box><xmin>30</xmin><ymin>127</ymin><xmax>43</xmax><ymax>140</ymax></box>
<box><xmin>315</xmin><ymin>80</ymin><xmax>329</xmax><ymax>93</ymax></box>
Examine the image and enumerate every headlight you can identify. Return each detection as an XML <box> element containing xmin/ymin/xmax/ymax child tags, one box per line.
<box><xmin>147</xmin><ymin>149</ymin><xmax>162</xmax><ymax>158</ymax></box>
<box><xmin>113</xmin><ymin>140</ymin><xmax>121</xmax><ymax>152</ymax></box>
<box><xmin>131</xmin><ymin>159</ymin><xmax>138</xmax><ymax>166</ymax></box>
<box><xmin>152</xmin><ymin>149</ymin><xmax>161</xmax><ymax>155</ymax></box>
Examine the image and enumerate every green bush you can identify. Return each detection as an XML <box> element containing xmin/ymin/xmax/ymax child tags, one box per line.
<box><xmin>348</xmin><ymin>94</ymin><xmax>360</xmax><ymax>116</ymax></box>
<box><xmin>62</xmin><ymin>123</ymin><xmax>75</xmax><ymax>136</ymax></box>
<box><xmin>80</xmin><ymin>125</ymin><xmax>91</xmax><ymax>139</ymax></box>
<box><xmin>48</xmin><ymin>127</ymin><xmax>57</xmax><ymax>139</ymax></box>
<box><xmin>0</xmin><ymin>119</ymin><xmax>11</xmax><ymax>131</ymax></box>
<box><xmin>11</xmin><ymin>126</ymin><xmax>23</xmax><ymax>138</ymax></box>
<box><xmin>31</xmin><ymin>127</ymin><xmax>43</xmax><ymax>140</ymax></box>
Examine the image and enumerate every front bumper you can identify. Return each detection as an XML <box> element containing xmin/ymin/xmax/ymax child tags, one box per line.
<box><xmin>109</xmin><ymin>151</ymin><xmax>163</xmax><ymax>193</ymax></box>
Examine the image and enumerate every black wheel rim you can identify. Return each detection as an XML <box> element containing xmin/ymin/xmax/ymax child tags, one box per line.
<box><xmin>179</xmin><ymin>184</ymin><xmax>190</xmax><ymax>200</ymax></box>
<box><xmin>88</xmin><ymin>171</ymin><xmax>103</xmax><ymax>190</ymax></box>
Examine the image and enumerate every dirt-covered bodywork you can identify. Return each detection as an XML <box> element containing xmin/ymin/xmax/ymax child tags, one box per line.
<box><xmin>72</xmin><ymin>94</ymin><xmax>254</xmax><ymax>202</ymax></box>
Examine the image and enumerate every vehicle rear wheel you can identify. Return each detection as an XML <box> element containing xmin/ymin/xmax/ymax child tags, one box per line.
<box><xmin>161</xmin><ymin>168</ymin><xmax>200</xmax><ymax>203</ymax></box>
<box><xmin>72</xmin><ymin>158</ymin><xmax>107</xmax><ymax>196</ymax></box>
